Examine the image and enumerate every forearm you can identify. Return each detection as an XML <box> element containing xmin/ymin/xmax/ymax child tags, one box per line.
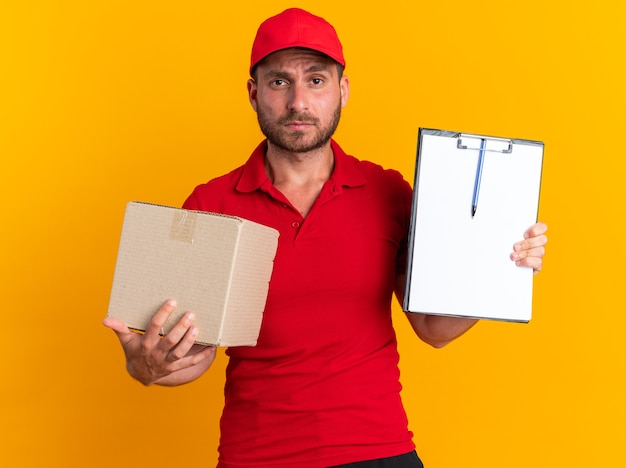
<box><xmin>405</xmin><ymin>312</ymin><xmax>478</xmax><ymax>348</ymax></box>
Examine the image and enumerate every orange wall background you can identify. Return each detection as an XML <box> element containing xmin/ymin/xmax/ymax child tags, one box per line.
<box><xmin>2</xmin><ymin>1</ymin><xmax>624</xmax><ymax>467</ymax></box>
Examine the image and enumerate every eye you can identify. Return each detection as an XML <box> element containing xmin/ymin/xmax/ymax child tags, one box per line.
<box><xmin>311</xmin><ymin>78</ymin><xmax>324</xmax><ymax>86</ymax></box>
<box><xmin>270</xmin><ymin>79</ymin><xmax>288</xmax><ymax>87</ymax></box>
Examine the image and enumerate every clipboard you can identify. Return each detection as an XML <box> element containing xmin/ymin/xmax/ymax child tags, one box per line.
<box><xmin>403</xmin><ymin>128</ymin><xmax>544</xmax><ymax>322</ymax></box>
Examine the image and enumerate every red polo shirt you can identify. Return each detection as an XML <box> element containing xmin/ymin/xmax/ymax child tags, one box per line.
<box><xmin>183</xmin><ymin>140</ymin><xmax>415</xmax><ymax>467</ymax></box>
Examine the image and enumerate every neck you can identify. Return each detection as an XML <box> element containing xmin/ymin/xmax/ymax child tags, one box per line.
<box><xmin>264</xmin><ymin>141</ymin><xmax>335</xmax><ymax>218</ymax></box>
<box><xmin>264</xmin><ymin>141</ymin><xmax>334</xmax><ymax>186</ymax></box>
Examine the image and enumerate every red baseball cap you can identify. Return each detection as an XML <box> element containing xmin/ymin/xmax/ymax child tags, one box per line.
<box><xmin>250</xmin><ymin>8</ymin><xmax>345</xmax><ymax>74</ymax></box>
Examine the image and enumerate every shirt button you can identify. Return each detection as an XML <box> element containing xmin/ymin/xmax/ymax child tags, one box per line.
<box><xmin>282</xmin><ymin>203</ymin><xmax>289</xmax><ymax>208</ymax></box>
<box><xmin>291</xmin><ymin>221</ymin><xmax>300</xmax><ymax>229</ymax></box>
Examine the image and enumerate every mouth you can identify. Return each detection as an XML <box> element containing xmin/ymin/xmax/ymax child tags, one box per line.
<box><xmin>285</xmin><ymin>121</ymin><xmax>314</xmax><ymax>129</ymax></box>
<box><xmin>279</xmin><ymin>113</ymin><xmax>318</xmax><ymax>128</ymax></box>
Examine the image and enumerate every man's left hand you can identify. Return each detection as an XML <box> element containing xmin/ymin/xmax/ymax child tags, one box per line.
<box><xmin>511</xmin><ymin>222</ymin><xmax>548</xmax><ymax>274</ymax></box>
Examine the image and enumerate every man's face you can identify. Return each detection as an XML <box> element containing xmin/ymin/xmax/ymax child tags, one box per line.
<box><xmin>248</xmin><ymin>48</ymin><xmax>349</xmax><ymax>154</ymax></box>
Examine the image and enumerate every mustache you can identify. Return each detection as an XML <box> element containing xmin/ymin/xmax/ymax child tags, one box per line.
<box><xmin>277</xmin><ymin>112</ymin><xmax>318</xmax><ymax>125</ymax></box>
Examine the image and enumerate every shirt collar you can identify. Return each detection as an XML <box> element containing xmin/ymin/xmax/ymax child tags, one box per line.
<box><xmin>236</xmin><ymin>139</ymin><xmax>367</xmax><ymax>193</ymax></box>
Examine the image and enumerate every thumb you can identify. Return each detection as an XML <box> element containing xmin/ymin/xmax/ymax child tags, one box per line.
<box><xmin>103</xmin><ymin>316</ymin><xmax>132</xmax><ymax>336</ymax></box>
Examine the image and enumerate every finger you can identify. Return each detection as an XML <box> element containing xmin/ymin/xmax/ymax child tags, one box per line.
<box><xmin>524</xmin><ymin>222</ymin><xmax>548</xmax><ymax>239</ymax></box>
<box><xmin>103</xmin><ymin>317</ymin><xmax>140</xmax><ymax>348</ymax></box>
<box><xmin>511</xmin><ymin>245</ymin><xmax>546</xmax><ymax>262</ymax></box>
<box><xmin>513</xmin><ymin>234</ymin><xmax>548</xmax><ymax>253</ymax></box>
<box><xmin>157</xmin><ymin>311</ymin><xmax>197</xmax><ymax>355</ymax></box>
<box><xmin>144</xmin><ymin>299</ymin><xmax>178</xmax><ymax>347</ymax></box>
<box><xmin>154</xmin><ymin>346</ymin><xmax>217</xmax><ymax>385</ymax></box>
<box><xmin>168</xmin><ymin>344</ymin><xmax>217</xmax><ymax>372</ymax></box>
<box><xmin>515</xmin><ymin>255</ymin><xmax>543</xmax><ymax>274</ymax></box>
<box><xmin>513</xmin><ymin>222</ymin><xmax>548</xmax><ymax>252</ymax></box>
<box><xmin>188</xmin><ymin>344</ymin><xmax>217</xmax><ymax>361</ymax></box>
<box><xmin>164</xmin><ymin>325</ymin><xmax>199</xmax><ymax>363</ymax></box>
<box><xmin>103</xmin><ymin>316</ymin><xmax>131</xmax><ymax>335</ymax></box>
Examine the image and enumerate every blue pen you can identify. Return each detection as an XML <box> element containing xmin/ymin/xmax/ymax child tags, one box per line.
<box><xmin>471</xmin><ymin>138</ymin><xmax>486</xmax><ymax>218</ymax></box>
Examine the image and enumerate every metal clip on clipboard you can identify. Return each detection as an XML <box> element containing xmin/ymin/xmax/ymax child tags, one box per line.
<box><xmin>456</xmin><ymin>134</ymin><xmax>514</xmax><ymax>154</ymax></box>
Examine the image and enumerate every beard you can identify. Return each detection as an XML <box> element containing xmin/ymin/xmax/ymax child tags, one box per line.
<box><xmin>257</xmin><ymin>103</ymin><xmax>342</xmax><ymax>154</ymax></box>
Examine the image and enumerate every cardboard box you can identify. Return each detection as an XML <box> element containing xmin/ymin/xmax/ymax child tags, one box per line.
<box><xmin>107</xmin><ymin>201</ymin><xmax>279</xmax><ymax>346</ymax></box>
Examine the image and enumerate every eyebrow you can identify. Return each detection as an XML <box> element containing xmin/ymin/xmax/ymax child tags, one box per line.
<box><xmin>262</xmin><ymin>70</ymin><xmax>291</xmax><ymax>80</ymax></box>
<box><xmin>304</xmin><ymin>64</ymin><xmax>332</xmax><ymax>74</ymax></box>
<box><xmin>262</xmin><ymin>64</ymin><xmax>333</xmax><ymax>80</ymax></box>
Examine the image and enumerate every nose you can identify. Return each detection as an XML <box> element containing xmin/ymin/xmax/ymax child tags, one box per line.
<box><xmin>287</xmin><ymin>82</ymin><xmax>308</xmax><ymax>112</ymax></box>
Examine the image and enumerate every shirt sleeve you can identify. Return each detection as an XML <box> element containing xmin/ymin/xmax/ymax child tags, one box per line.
<box><xmin>395</xmin><ymin>174</ymin><xmax>413</xmax><ymax>275</ymax></box>
<box><xmin>182</xmin><ymin>188</ymin><xmax>200</xmax><ymax>210</ymax></box>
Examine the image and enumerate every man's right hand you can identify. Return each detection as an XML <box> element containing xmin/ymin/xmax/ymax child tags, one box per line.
<box><xmin>103</xmin><ymin>299</ymin><xmax>216</xmax><ymax>386</ymax></box>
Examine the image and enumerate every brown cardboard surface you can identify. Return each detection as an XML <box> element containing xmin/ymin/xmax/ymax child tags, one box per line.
<box><xmin>107</xmin><ymin>202</ymin><xmax>279</xmax><ymax>346</ymax></box>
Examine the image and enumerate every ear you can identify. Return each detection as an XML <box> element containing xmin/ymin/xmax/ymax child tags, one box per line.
<box><xmin>247</xmin><ymin>79</ymin><xmax>258</xmax><ymax>112</ymax></box>
<box><xmin>339</xmin><ymin>75</ymin><xmax>350</xmax><ymax>108</ymax></box>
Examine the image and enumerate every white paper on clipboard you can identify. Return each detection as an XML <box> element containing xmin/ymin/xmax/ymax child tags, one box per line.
<box><xmin>403</xmin><ymin>128</ymin><xmax>544</xmax><ymax>322</ymax></box>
